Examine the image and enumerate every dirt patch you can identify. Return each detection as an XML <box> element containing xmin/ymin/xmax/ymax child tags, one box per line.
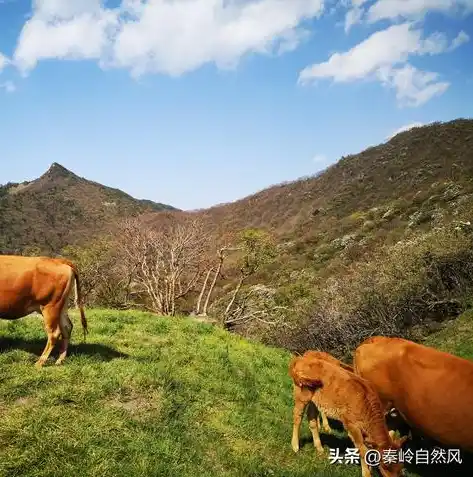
<box><xmin>14</xmin><ymin>396</ymin><xmax>36</xmax><ymax>407</ymax></box>
<box><xmin>105</xmin><ymin>389</ymin><xmax>163</xmax><ymax>421</ymax></box>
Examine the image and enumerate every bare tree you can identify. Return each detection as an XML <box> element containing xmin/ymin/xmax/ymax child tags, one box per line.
<box><xmin>195</xmin><ymin>267</ymin><xmax>213</xmax><ymax>315</ymax></box>
<box><xmin>117</xmin><ymin>214</ymin><xmax>210</xmax><ymax>315</ymax></box>
<box><xmin>196</xmin><ymin>233</ymin><xmax>242</xmax><ymax>316</ymax></box>
<box><xmin>223</xmin><ymin>228</ymin><xmax>277</xmax><ymax>326</ymax></box>
<box><xmin>223</xmin><ymin>284</ymin><xmax>290</xmax><ymax>330</ymax></box>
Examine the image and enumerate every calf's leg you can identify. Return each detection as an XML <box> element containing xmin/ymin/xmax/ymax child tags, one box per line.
<box><xmin>307</xmin><ymin>401</ymin><xmax>324</xmax><ymax>453</ymax></box>
<box><xmin>292</xmin><ymin>394</ymin><xmax>307</xmax><ymax>453</ymax></box>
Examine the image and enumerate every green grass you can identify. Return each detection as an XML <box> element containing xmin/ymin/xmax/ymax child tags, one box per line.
<box><xmin>1</xmin><ymin>309</ymin><xmax>472</xmax><ymax>477</ymax></box>
<box><xmin>423</xmin><ymin>310</ymin><xmax>473</xmax><ymax>360</ymax></box>
<box><xmin>0</xmin><ymin>309</ymin><xmax>356</xmax><ymax>477</ymax></box>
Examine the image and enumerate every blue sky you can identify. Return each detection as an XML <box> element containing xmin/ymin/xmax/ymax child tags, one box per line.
<box><xmin>0</xmin><ymin>1</ymin><xmax>472</xmax><ymax>210</ymax></box>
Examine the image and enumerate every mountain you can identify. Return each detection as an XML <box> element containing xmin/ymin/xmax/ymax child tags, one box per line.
<box><xmin>201</xmin><ymin>118</ymin><xmax>473</xmax><ymax>240</ymax></box>
<box><xmin>142</xmin><ymin>118</ymin><xmax>473</xmax><ymax>278</ymax></box>
<box><xmin>138</xmin><ymin>118</ymin><xmax>473</xmax><ymax>353</ymax></box>
<box><xmin>0</xmin><ymin>162</ymin><xmax>177</xmax><ymax>254</ymax></box>
<box><xmin>3</xmin><ymin>119</ymin><xmax>473</xmax><ymax>352</ymax></box>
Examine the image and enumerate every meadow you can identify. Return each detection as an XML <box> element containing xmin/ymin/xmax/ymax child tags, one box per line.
<box><xmin>0</xmin><ymin>309</ymin><xmax>472</xmax><ymax>477</ymax></box>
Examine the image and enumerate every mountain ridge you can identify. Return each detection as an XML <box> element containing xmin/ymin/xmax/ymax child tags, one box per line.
<box><xmin>2</xmin><ymin>117</ymin><xmax>473</xmax><ymax>261</ymax></box>
<box><xmin>0</xmin><ymin>162</ymin><xmax>177</xmax><ymax>254</ymax></box>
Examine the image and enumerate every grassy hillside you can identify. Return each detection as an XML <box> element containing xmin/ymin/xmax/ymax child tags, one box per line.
<box><xmin>0</xmin><ymin>309</ymin><xmax>472</xmax><ymax>477</ymax></box>
<box><xmin>0</xmin><ymin>163</ymin><xmax>177</xmax><ymax>254</ymax></box>
<box><xmin>423</xmin><ymin>308</ymin><xmax>473</xmax><ymax>359</ymax></box>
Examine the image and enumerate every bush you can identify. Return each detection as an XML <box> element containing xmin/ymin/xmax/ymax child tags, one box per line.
<box><xmin>268</xmin><ymin>222</ymin><xmax>473</xmax><ymax>358</ymax></box>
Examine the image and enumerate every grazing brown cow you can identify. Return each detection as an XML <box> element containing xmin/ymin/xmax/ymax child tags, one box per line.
<box><xmin>353</xmin><ymin>335</ymin><xmax>473</xmax><ymax>452</ymax></box>
<box><xmin>289</xmin><ymin>353</ymin><xmax>406</xmax><ymax>477</ymax></box>
<box><xmin>0</xmin><ymin>255</ymin><xmax>88</xmax><ymax>367</ymax></box>
<box><xmin>300</xmin><ymin>350</ymin><xmax>354</xmax><ymax>433</ymax></box>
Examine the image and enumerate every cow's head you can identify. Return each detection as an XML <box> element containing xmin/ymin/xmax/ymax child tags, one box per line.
<box><xmin>377</xmin><ymin>431</ymin><xmax>409</xmax><ymax>477</ymax></box>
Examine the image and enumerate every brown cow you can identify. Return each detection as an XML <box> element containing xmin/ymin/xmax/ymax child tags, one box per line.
<box><xmin>299</xmin><ymin>350</ymin><xmax>354</xmax><ymax>433</ymax></box>
<box><xmin>0</xmin><ymin>254</ymin><xmax>88</xmax><ymax>367</ymax></box>
<box><xmin>353</xmin><ymin>336</ymin><xmax>473</xmax><ymax>452</ymax></box>
<box><xmin>289</xmin><ymin>353</ymin><xmax>406</xmax><ymax>477</ymax></box>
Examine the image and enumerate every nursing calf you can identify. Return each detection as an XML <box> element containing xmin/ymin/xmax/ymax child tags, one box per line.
<box><xmin>289</xmin><ymin>353</ymin><xmax>406</xmax><ymax>477</ymax></box>
<box><xmin>299</xmin><ymin>350</ymin><xmax>354</xmax><ymax>433</ymax></box>
<box><xmin>0</xmin><ymin>255</ymin><xmax>88</xmax><ymax>367</ymax></box>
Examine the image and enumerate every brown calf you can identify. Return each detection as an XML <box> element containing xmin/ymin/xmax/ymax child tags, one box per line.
<box><xmin>353</xmin><ymin>335</ymin><xmax>473</xmax><ymax>452</ymax></box>
<box><xmin>289</xmin><ymin>354</ymin><xmax>406</xmax><ymax>477</ymax></box>
<box><xmin>0</xmin><ymin>255</ymin><xmax>88</xmax><ymax>367</ymax></box>
<box><xmin>299</xmin><ymin>350</ymin><xmax>354</xmax><ymax>433</ymax></box>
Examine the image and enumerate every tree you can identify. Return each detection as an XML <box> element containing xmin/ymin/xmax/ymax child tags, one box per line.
<box><xmin>61</xmin><ymin>238</ymin><xmax>123</xmax><ymax>306</ymax></box>
<box><xmin>223</xmin><ymin>228</ymin><xmax>277</xmax><ymax>326</ymax></box>
<box><xmin>194</xmin><ymin>232</ymin><xmax>238</xmax><ymax>316</ymax></box>
<box><xmin>117</xmin><ymin>214</ymin><xmax>210</xmax><ymax>315</ymax></box>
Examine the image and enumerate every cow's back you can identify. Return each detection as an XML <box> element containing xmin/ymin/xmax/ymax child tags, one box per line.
<box><xmin>354</xmin><ymin>336</ymin><xmax>473</xmax><ymax>451</ymax></box>
<box><xmin>0</xmin><ymin>255</ymin><xmax>72</xmax><ymax>319</ymax></box>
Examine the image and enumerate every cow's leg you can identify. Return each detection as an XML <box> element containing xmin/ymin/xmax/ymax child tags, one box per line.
<box><xmin>307</xmin><ymin>401</ymin><xmax>324</xmax><ymax>454</ymax></box>
<box><xmin>345</xmin><ymin>423</ymin><xmax>371</xmax><ymax>477</ymax></box>
<box><xmin>55</xmin><ymin>309</ymin><xmax>73</xmax><ymax>366</ymax></box>
<box><xmin>36</xmin><ymin>306</ymin><xmax>61</xmax><ymax>368</ymax></box>
<box><xmin>292</xmin><ymin>389</ymin><xmax>308</xmax><ymax>453</ymax></box>
<box><xmin>320</xmin><ymin>411</ymin><xmax>333</xmax><ymax>433</ymax></box>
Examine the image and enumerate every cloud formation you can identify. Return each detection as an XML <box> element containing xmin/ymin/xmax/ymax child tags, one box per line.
<box><xmin>366</xmin><ymin>0</ymin><xmax>473</xmax><ymax>24</ymax></box>
<box><xmin>14</xmin><ymin>1</ymin><xmax>119</xmax><ymax>72</ymax></box>
<box><xmin>0</xmin><ymin>52</ymin><xmax>9</xmax><ymax>72</ymax></box>
<box><xmin>298</xmin><ymin>22</ymin><xmax>467</xmax><ymax>107</ymax></box>
<box><xmin>14</xmin><ymin>0</ymin><xmax>324</xmax><ymax>77</ymax></box>
<box><xmin>1</xmin><ymin>0</ymin><xmax>470</xmax><ymax>105</ymax></box>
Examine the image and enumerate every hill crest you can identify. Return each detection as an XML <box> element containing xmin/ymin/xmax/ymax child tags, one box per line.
<box><xmin>0</xmin><ymin>162</ymin><xmax>177</xmax><ymax>254</ymax></box>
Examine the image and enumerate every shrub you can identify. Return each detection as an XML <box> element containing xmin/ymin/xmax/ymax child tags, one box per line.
<box><xmin>269</xmin><ymin>222</ymin><xmax>473</xmax><ymax>358</ymax></box>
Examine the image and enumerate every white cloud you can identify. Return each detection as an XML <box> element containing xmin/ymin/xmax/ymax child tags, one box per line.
<box><xmin>298</xmin><ymin>22</ymin><xmax>460</xmax><ymax>106</ymax></box>
<box><xmin>14</xmin><ymin>0</ymin><xmax>325</xmax><ymax>77</ymax></box>
<box><xmin>111</xmin><ymin>0</ymin><xmax>325</xmax><ymax>77</ymax></box>
<box><xmin>449</xmin><ymin>30</ymin><xmax>470</xmax><ymax>50</ymax></box>
<box><xmin>5</xmin><ymin>0</ymin><xmax>470</xmax><ymax>102</ymax></box>
<box><xmin>299</xmin><ymin>23</ymin><xmax>446</xmax><ymax>83</ymax></box>
<box><xmin>378</xmin><ymin>64</ymin><xmax>449</xmax><ymax>106</ymax></box>
<box><xmin>367</xmin><ymin>0</ymin><xmax>473</xmax><ymax>24</ymax></box>
<box><xmin>344</xmin><ymin>0</ymin><xmax>370</xmax><ymax>32</ymax></box>
<box><xmin>387</xmin><ymin>121</ymin><xmax>424</xmax><ymax>139</ymax></box>
<box><xmin>0</xmin><ymin>81</ymin><xmax>16</xmax><ymax>93</ymax></box>
<box><xmin>14</xmin><ymin>1</ymin><xmax>119</xmax><ymax>72</ymax></box>
<box><xmin>344</xmin><ymin>7</ymin><xmax>363</xmax><ymax>33</ymax></box>
<box><xmin>0</xmin><ymin>52</ymin><xmax>9</xmax><ymax>72</ymax></box>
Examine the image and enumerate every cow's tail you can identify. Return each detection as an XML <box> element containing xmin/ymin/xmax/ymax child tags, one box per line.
<box><xmin>63</xmin><ymin>261</ymin><xmax>88</xmax><ymax>341</ymax></box>
<box><xmin>57</xmin><ymin>257</ymin><xmax>88</xmax><ymax>341</ymax></box>
<box><xmin>73</xmin><ymin>270</ymin><xmax>88</xmax><ymax>341</ymax></box>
